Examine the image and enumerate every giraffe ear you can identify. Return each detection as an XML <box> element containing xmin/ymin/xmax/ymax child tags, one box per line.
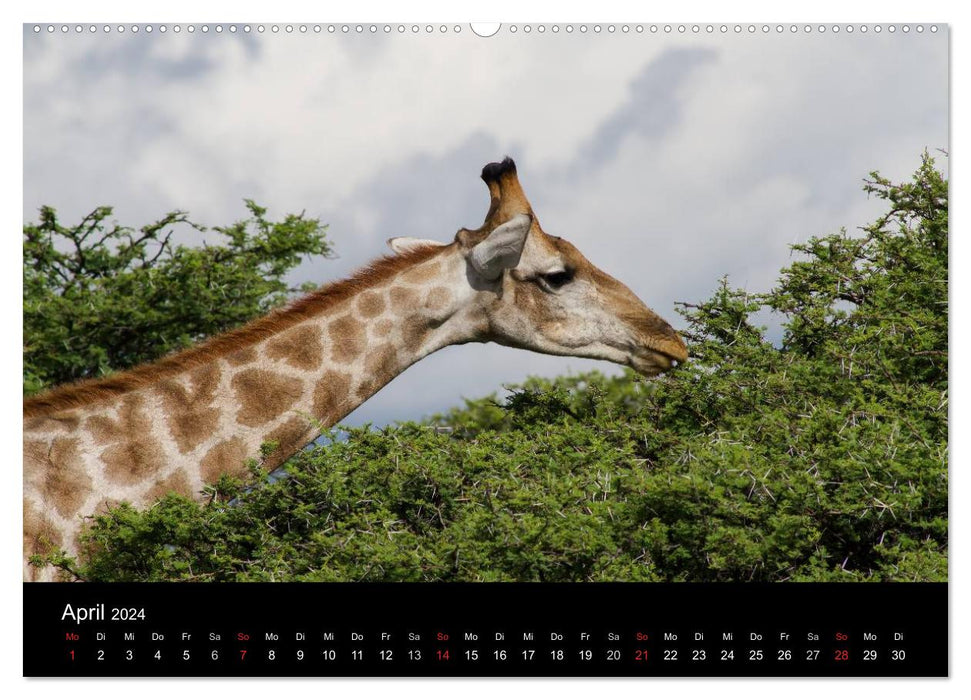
<box><xmin>387</xmin><ymin>237</ymin><xmax>447</xmax><ymax>255</ymax></box>
<box><xmin>468</xmin><ymin>213</ymin><xmax>532</xmax><ymax>280</ymax></box>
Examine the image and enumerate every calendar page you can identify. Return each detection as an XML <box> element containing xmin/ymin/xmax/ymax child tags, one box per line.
<box><xmin>22</xmin><ymin>20</ymin><xmax>948</xmax><ymax>677</ymax></box>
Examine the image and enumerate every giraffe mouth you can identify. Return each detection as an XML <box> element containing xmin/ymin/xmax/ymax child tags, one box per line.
<box><xmin>627</xmin><ymin>348</ymin><xmax>686</xmax><ymax>377</ymax></box>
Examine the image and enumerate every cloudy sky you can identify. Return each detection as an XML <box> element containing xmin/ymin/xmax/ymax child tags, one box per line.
<box><xmin>23</xmin><ymin>24</ymin><xmax>948</xmax><ymax>427</ymax></box>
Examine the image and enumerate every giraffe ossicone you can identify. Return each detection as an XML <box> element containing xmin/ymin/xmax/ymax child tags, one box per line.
<box><xmin>22</xmin><ymin>157</ymin><xmax>688</xmax><ymax>581</ymax></box>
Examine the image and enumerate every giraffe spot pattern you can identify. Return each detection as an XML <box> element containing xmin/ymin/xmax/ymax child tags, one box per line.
<box><xmin>265</xmin><ymin>324</ymin><xmax>325</xmax><ymax>371</ymax></box>
<box><xmin>144</xmin><ymin>470</ymin><xmax>192</xmax><ymax>503</ymax></box>
<box><xmin>329</xmin><ymin>315</ymin><xmax>366</xmax><ymax>363</ymax></box>
<box><xmin>312</xmin><ymin>370</ymin><xmax>353</xmax><ymax>426</ymax></box>
<box><xmin>402</xmin><ymin>315</ymin><xmax>431</xmax><ymax>353</ymax></box>
<box><xmin>263</xmin><ymin>416</ymin><xmax>314</xmax><ymax>469</ymax></box>
<box><xmin>424</xmin><ymin>286</ymin><xmax>452</xmax><ymax>312</ymax></box>
<box><xmin>366</xmin><ymin>343</ymin><xmax>398</xmax><ymax>378</ymax></box>
<box><xmin>353</xmin><ymin>380</ymin><xmax>373</xmax><ymax>401</ymax></box>
<box><xmin>200</xmin><ymin>437</ymin><xmax>251</xmax><ymax>483</ymax></box>
<box><xmin>155</xmin><ymin>364</ymin><xmax>222</xmax><ymax>454</ymax></box>
<box><xmin>23</xmin><ymin>498</ymin><xmax>63</xmax><ymax>577</ymax></box>
<box><xmin>356</xmin><ymin>291</ymin><xmax>386</xmax><ymax>318</ymax></box>
<box><xmin>24</xmin><ymin>437</ymin><xmax>93</xmax><ymax>519</ymax></box>
<box><xmin>354</xmin><ymin>344</ymin><xmax>397</xmax><ymax>400</ymax></box>
<box><xmin>389</xmin><ymin>287</ymin><xmax>419</xmax><ymax>314</ymax></box>
<box><xmin>102</xmin><ymin>436</ymin><xmax>166</xmax><ymax>486</ymax></box>
<box><xmin>24</xmin><ymin>413</ymin><xmax>81</xmax><ymax>434</ymax></box>
<box><xmin>231</xmin><ymin>368</ymin><xmax>304</xmax><ymax>427</ymax></box>
<box><xmin>88</xmin><ymin>395</ymin><xmax>168</xmax><ymax>486</ymax></box>
<box><xmin>226</xmin><ymin>346</ymin><xmax>258</xmax><ymax>366</ymax></box>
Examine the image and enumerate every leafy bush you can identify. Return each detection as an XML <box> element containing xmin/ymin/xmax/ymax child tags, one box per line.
<box><xmin>53</xmin><ymin>155</ymin><xmax>950</xmax><ymax>582</ymax></box>
<box><xmin>24</xmin><ymin>201</ymin><xmax>331</xmax><ymax>394</ymax></box>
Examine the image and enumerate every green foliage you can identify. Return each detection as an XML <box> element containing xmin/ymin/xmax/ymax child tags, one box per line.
<box><xmin>24</xmin><ymin>201</ymin><xmax>331</xmax><ymax>394</ymax></box>
<box><xmin>49</xmin><ymin>155</ymin><xmax>948</xmax><ymax>582</ymax></box>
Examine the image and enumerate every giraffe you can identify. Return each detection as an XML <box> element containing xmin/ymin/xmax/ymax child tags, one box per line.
<box><xmin>23</xmin><ymin>158</ymin><xmax>688</xmax><ymax>581</ymax></box>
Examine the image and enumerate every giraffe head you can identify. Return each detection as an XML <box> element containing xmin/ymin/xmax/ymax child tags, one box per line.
<box><xmin>389</xmin><ymin>157</ymin><xmax>688</xmax><ymax>376</ymax></box>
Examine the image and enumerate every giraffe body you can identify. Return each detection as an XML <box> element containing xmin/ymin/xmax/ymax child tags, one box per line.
<box><xmin>24</xmin><ymin>159</ymin><xmax>687</xmax><ymax>580</ymax></box>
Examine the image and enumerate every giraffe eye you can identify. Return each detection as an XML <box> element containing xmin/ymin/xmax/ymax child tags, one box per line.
<box><xmin>539</xmin><ymin>269</ymin><xmax>574</xmax><ymax>290</ymax></box>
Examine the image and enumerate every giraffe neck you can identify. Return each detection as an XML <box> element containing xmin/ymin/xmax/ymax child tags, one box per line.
<box><xmin>217</xmin><ymin>242</ymin><xmax>477</xmax><ymax>469</ymax></box>
<box><xmin>23</xmin><ymin>244</ymin><xmax>479</xmax><ymax>579</ymax></box>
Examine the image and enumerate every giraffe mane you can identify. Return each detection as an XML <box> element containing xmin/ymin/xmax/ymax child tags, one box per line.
<box><xmin>23</xmin><ymin>243</ymin><xmax>449</xmax><ymax>419</ymax></box>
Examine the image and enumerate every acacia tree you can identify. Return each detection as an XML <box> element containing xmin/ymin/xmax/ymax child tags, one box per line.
<box><xmin>23</xmin><ymin>201</ymin><xmax>332</xmax><ymax>394</ymax></box>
